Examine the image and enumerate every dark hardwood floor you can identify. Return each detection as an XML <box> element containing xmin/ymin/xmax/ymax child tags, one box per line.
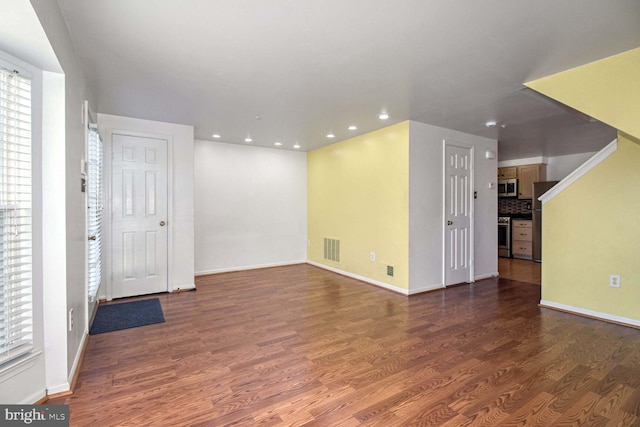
<box><xmin>50</xmin><ymin>264</ymin><xmax>640</xmax><ymax>426</ymax></box>
<box><xmin>498</xmin><ymin>257</ymin><xmax>541</xmax><ymax>285</ymax></box>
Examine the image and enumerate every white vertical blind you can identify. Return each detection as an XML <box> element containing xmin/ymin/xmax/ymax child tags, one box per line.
<box><xmin>0</xmin><ymin>67</ymin><xmax>33</xmax><ymax>364</ymax></box>
<box><xmin>87</xmin><ymin>127</ymin><xmax>103</xmax><ymax>301</ymax></box>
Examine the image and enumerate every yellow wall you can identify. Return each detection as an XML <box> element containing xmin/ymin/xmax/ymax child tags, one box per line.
<box><xmin>542</xmin><ymin>132</ymin><xmax>640</xmax><ymax>321</ymax></box>
<box><xmin>525</xmin><ymin>47</ymin><xmax>640</xmax><ymax>140</ymax></box>
<box><xmin>307</xmin><ymin>122</ymin><xmax>410</xmax><ymax>290</ymax></box>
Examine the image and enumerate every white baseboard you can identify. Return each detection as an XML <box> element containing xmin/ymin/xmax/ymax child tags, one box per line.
<box><xmin>306</xmin><ymin>261</ymin><xmax>409</xmax><ymax>295</ymax></box>
<box><xmin>540</xmin><ymin>300</ymin><xmax>640</xmax><ymax>328</ymax></box>
<box><xmin>195</xmin><ymin>260</ymin><xmax>306</xmax><ymax>276</ymax></box>
<box><xmin>47</xmin><ymin>381</ymin><xmax>70</xmax><ymax>395</ymax></box>
<box><xmin>408</xmin><ymin>283</ymin><xmax>444</xmax><ymax>295</ymax></box>
<box><xmin>63</xmin><ymin>331</ymin><xmax>88</xmax><ymax>395</ymax></box>
<box><xmin>172</xmin><ymin>284</ymin><xmax>196</xmax><ymax>292</ymax></box>
<box><xmin>475</xmin><ymin>272</ymin><xmax>499</xmax><ymax>281</ymax></box>
<box><xmin>23</xmin><ymin>388</ymin><xmax>47</xmax><ymax>405</ymax></box>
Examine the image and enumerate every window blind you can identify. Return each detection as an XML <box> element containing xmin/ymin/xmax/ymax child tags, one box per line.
<box><xmin>87</xmin><ymin>127</ymin><xmax>103</xmax><ymax>301</ymax></box>
<box><xmin>0</xmin><ymin>67</ymin><xmax>33</xmax><ymax>364</ymax></box>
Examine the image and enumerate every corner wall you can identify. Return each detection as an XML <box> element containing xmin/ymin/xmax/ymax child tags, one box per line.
<box><xmin>541</xmin><ymin>132</ymin><xmax>640</xmax><ymax>325</ymax></box>
<box><xmin>193</xmin><ymin>141</ymin><xmax>307</xmax><ymax>274</ymax></box>
<box><xmin>409</xmin><ymin>122</ymin><xmax>498</xmax><ymax>292</ymax></box>
<box><xmin>31</xmin><ymin>0</ymin><xmax>97</xmax><ymax>395</ymax></box>
<box><xmin>98</xmin><ymin>114</ymin><xmax>195</xmax><ymax>293</ymax></box>
<box><xmin>307</xmin><ymin>122</ymin><xmax>410</xmax><ymax>291</ymax></box>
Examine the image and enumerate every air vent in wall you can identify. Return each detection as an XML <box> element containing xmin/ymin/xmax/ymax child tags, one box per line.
<box><xmin>387</xmin><ymin>265</ymin><xmax>394</xmax><ymax>277</ymax></box>
<box><xmin>324</xmin><ymin>238</ymin><xmax>340</xmax><ymax>262</ymax></box>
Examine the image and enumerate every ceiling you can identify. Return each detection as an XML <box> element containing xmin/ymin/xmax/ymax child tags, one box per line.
<box><xmin>56</xmin><ymin>0</ymin><xmax>640</xmax><ymax>160</ymax></box>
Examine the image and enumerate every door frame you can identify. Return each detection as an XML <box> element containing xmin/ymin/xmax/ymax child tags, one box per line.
<box><xmin>441</xmin><ymin>139</ymin><xmax>475</xmax><ymax>286</ymax></box>
<box><xmin>102</xmin><ymin>128</ymin><xmax>174</xmax><ymax>300</ymax></box>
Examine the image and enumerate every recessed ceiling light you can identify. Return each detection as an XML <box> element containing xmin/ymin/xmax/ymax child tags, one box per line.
<box><xmin>348</xmin><ymin>125</ymin><xmax>357</xmax><ymax>131</ymax></box>
<box><xmin>485</xmin><ymin>121</ymin><xmax>497</xmax><ymax>128</ymax></box>
<box><xmin>293</xmin><ymin>144</ymin><xmax>301</xmax><ymax>149</ymax></box>
<box><xmin>245</xmin><ymin>137</ymin><xmax>253</xmax><ymax>143</ymax></box>
<box><xmin>274</xmin><ymin>142</ymin><xmax>282</xmax><ymax>146</ymax></box>
<box><xmin>212</xmin><ymin>134</ymin><xmax>221</xmax><ymax>139</ymax></box>
<box><xmin>378</xmin><ymin>113</ymin><xmax>389</xmax><ymax>120</ymax></box>
<box><xmin>326</xmin><ymin>133</ymin><xmax>335</xmax><ymax>138</ymax></box>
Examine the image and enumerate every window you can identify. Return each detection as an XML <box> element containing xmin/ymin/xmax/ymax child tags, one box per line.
<box><xmin>87</xmin><ymin>126</ymin><xmax>103</xmax><ymax>301</ymax></box>
<box><xmin>0</xmin><ymin>66</ymin><xmax>33</xmax><ymax>365</ymax></box>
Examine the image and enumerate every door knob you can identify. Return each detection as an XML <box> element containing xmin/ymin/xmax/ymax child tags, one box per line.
<box><xmin>447</xmin><ymin>220</ymin><xmax>453</xmax><ymax>225</ymax></box>
<box><xmin>159</xmin><ymin>221</ymin><xmax>166</xmax><ymax>226</ymax></box>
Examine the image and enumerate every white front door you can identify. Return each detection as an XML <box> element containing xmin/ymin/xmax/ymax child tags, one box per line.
<box><xmin>111</xmin><ymin>134</ymin><xmax>168</xmax><ymax>298</ymax></box>
<box><xmin>444</xmin><ymin>142</ymin><xmax>473</xmax><ymax>286</ymax></box>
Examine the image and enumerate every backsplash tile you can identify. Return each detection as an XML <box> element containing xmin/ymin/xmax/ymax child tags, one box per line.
<box><xmin>499</xmin><ymin>198</ymin><xmax>532</xmax><ymax>215</ymax></box>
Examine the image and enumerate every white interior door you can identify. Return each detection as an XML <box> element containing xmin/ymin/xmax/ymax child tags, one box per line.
<box><xmin>111</xmin><ymin>134</ymin><xmax>168</xmax><ymax>298</ymax></box>
<box><xmin>444</xmin><ymin>142</ymin><xmax>473</xmax><ymax>286</ymax></box>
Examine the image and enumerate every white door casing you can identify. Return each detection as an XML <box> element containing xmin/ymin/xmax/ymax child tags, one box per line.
<box><xmin>443</xmin><ymin>141</ymin><xmax>473</xmax><ymax>286</ymax></box>
<box><xmin>111</xmin><ymin>134</ymin><xmax>168</xmax><ymax>298</ymax></box>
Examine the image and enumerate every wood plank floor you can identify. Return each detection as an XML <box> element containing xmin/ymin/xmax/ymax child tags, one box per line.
<box><xmin>498</xmin><ymin>257</ymin><xmax>541</xmax><ymax>285</ymax></box>
<box><xmin>50</xmin><ymin>264</ymin><xmax>640</xmax><ymax>426</ymax></box>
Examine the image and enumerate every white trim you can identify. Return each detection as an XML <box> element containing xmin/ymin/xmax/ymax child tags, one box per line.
<box><xmin>0</xmin><ymin>51</ymin><xmax>34</xmax><ymax>78</ymax></box>
<box><xmin>498</xmin><ymin>156</ymin><xmax>548</xmax><ymax>167</ymax></box>
<box><xmin>0</xmin><ymin>351</ymin><xmax>42</xmax><ymax>384</ymax></box>
<box><xmin>540</xmin><ymin>300</ymin><xmax>640</xmax><ymax>328</ymax></box>
<box><xmin>195</xmin><ymin>260</ymin><xmax>307</xmax><ymax>276</ymax></box>
<box><xmin>103</xmin><ymin>129</ymin><xmax>174</xmax><ymax>300</ymax></box>
<box><xmin>408</xmin><ymin>283</ymin><xmax>445</xmax><ymax>295</ymax></box>
<box><xmin>307</xmin><ymin>261</ymin><xmax>409</xmax><ymax>295</ymax></box>
<box><xmin>21</xmin><ymin>389</ymin><xmax>47</xmax><ymax>405</ymax></box>
<box><xmin>63</xmin><ymin>331</ymin><xmax>88</xmax><ymax>395</ymax></box>
<box><xmin>171</xmin><ymin>284</ymin><xmax>196</xmax><ymax>292</ymax></box>
<box><xmin>46</xmin><ymin>381</ymin><xmax>70</xmax><ymax>395</ymax></box>
<box><xmin>540</xmin><ymin>139</ymin><xmax>617</xmax><ymax>205</ymax></box>
<box><xmin>442</xmin><ymin>140</ymin><xmax>475</xmax><ymax>286</ymax></box>
<box><xmin>475</xmin><ymin>272</ymin><xmax>499</xmax><ymax>281</ymax></box>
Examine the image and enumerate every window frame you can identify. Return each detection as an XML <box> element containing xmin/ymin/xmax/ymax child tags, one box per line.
<box><xmin>0</xmin><ymin>60</ymin><xmax>34</xmax><ymax>366</ymax></box>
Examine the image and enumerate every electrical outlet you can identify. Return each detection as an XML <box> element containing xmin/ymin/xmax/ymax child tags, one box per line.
<box><xmin>609</xmin><ymin>274</ymin><xmax>621</xmax><ymax>288</ymax></box>
<box><xmin>370</xmin><ymin>252</ymin><xmax>375</xmax><ymax>262</ymax></box>
<box><xmin>68</xmin><ymin>308</ymin><xmax>74</xmax><ymax>331</ymax></box>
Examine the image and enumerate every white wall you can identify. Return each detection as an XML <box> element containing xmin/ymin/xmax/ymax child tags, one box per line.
<box><xmin>0</xmin><ymin>0</ymin><xmax>98</xmax><ymax>400</ymax></box>
<box><xmin>0</xmin><ymin>0</ymin><xmax>97</xmax><ymax>400</ymax></box>
<box><xmin>547</xmin><ymin>151</ymin><xmax>597</xmax><ymax>181</ymax></box>
<box><xmin>98</xmin><ymin>114</ymin><xmax>195</xmax><ymax>293</ymax></box>
<box><xmin>498</xmin><ymin>152</ymin><xmax>598</xmax><ymax>182</ymax></box>
<box><xmin>31</xmin><ymin>0</ymin><xmax>97</xmax><ymax>394</ymax></box>
<box><xmin>194</xmin><ymin>141</ymin><xmax>307</xmax><ymax>274</ymax></box>
<box><xmin>409</xmin><ymin>121</ymin><xmax>498</xmax><ymax>293</ymax></box>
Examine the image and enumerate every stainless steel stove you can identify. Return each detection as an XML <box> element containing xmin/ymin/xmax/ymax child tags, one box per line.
<box><xmin>498</xmin><ymin>216</ymin><xmax>511</xmax><ymax>258</ymax></box>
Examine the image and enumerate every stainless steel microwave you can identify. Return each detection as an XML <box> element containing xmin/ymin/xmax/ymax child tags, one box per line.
<box><xmin>498</xmin><ymin>179</ymin><xmax>517</xmax><ymax>197</ymax></box>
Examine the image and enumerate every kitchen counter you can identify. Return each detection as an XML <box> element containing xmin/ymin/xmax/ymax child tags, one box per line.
<box><xmin>498</xmin><ymin>213</ymin><xmax>532</xmax><ymax>220</ymax></box>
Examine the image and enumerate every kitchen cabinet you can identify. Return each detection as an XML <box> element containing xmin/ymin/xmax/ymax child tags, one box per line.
<box><xmin>498</xmin><ymin>166</ymin><xmax>517</xmax><ymax>179</ymax></box>
<box><xmin>512</xmin><ymin>220</ymin><xmax>532</xmax><ymax>259</ymax></box>
<box><xmin>517</xmin><ymin>164</ymin><xmax>546</xmax><ymax>199</ymax></box>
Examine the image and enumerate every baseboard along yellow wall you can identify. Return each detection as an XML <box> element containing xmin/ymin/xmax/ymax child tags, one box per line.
<box><xmin>542</xmin><ymin>132</ymin><xmax>640</xmax><ymax>321</ymax></box>
<box><xmin>307</xmin><ymin>122</ymin><xmax>410</xmax><ymax>290</ymax></box>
